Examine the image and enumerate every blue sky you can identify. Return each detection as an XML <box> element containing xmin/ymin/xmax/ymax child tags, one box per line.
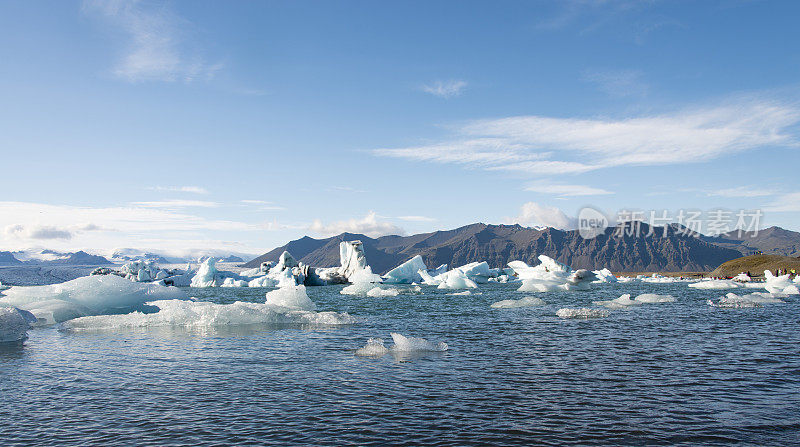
<box><xmin>1</xmin><ymin>0</ymin><xmax>800</xmax><ymax>257</ymax></box>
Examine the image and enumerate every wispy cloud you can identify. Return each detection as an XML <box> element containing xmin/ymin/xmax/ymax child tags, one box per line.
<box><xmin>129</xmin><ymin>199</ymin><xmax>220</xmax><ymax>208</ymax></box>
<box><xmin>582</xmin><ymin>68</ymin><xmax>648</xmax><ymax>97</ymax></box>
<box><xmin>764</xmin><ymin>193</ymin><xmax>800</xmax><ymax>212</ymax></box>
<box><xmin>525</xmin><ymin>182</ymin><xmax>613</xmax><ymax>197</ymax></box>
<box><xmin>83</xmin><ymin>0</ymin><xmax>220</xmax><ymax>82</ymax></box>
<box><xmin>5</xmin><ymin>224</ymin><xmax>74</xmax><ymax>240</ymax></box>
<box><xmin>240</xmin><ymin>200</ymin><xmax>286</xmax><ymax>211</ymax></box>
<box><xmin>309</xmin><ymin>211</ymin><xmax>405</xmax><ymax>238</ymax></box>
<box><xmin>421</xmin><ymin>80</ymin><xmax>468</xmax><ymax>99</ymax></box>
<box><xmin>707</xmin><ymin>186</ymin><xmax>778</xmax><ymax>198</ymax></box>
<box><xmin>397</xmin><ymin>215</ymin><xmax>437</xmax><ymax>222</ymax></box>
<box><xmin>148</xmin><ymin>185</ymin><xmax>209</xmax><ymax>194</ymax></box>
<box><xmin>374</xmin><ymin>99</ymin><xmax>800</xmax><ymax>176</ymax></box>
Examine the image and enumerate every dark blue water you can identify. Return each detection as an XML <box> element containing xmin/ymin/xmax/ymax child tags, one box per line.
<box><xmin>2</xmin><ymin>283</ymin><xmax>799</xmax><ymax>446</ymax></box>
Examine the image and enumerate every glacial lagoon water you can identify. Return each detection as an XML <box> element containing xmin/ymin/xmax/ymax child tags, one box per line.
<box><xmin>2</xmin><ymin>282</ymin><xmax>799</xmax><ymax>446</ymax></box>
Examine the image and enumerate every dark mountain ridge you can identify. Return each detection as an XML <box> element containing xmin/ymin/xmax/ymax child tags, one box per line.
<box><xmin>244</xmin><ymin>222</ymin><xmax>748</xmax><ymax>273</ymax></box>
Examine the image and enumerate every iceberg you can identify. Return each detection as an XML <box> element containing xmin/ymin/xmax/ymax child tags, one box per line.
<box><xmin>633</xmin><ymin>293</ymin><xmax>676</xmax><ymax>303</ymax></box>
<box><xmin>688</xmin><ymin>279</ymin><xmax>742</xmax><ymax>290</ymax></box>
<box><xmin>190</xmin><ymin>258</ymin><xmax>221</xmax><ymax>287</ymax></box>
<box><xmin>265</xmin><ymin>285</ymin><xmax>316</xmax><ymax>311</ymax></box>
<box><xmin>247</xmin><ymin>275</ymin><xmax>279</xmax><ymax>288</ymax></box>
<box><xmin>0</xmin><ymin>307</ymin><xmax>37</xmax><ymax>342</ymax></box>
<box><xmin>490</xmin><ymin>296</ymin><xmax>546</xmax><ymax>308</ymax></box>
<box><xmin>436</xmin><ymin>270</ymin><xmax>478</xmax><ymax>290</ymax></box>
<box><xmin>366</xmin><ymin>286</ymin><xmax>401</xmax><ymax>297</ymax></box>
<box><xmin>268</xmin><ymin>251</ymin><xmax>299</xmax><ymax>275</ymax></box>
<box><xmin>510</xmin><ymin>256</ymin><xmax>597</xmax><ymax>292</ymax></box>
<box><xmin>764</xmin><ymin>271</ymin><xmax>800</xmax><ymax>295</ymax></box>
<box><xmin>0</xmin><ymin>275</ymin><xmax>186</xmax><ymax>324</ymax></box>
<box><xmin>338</xmin><ymin>241</ymin><xmax>367</xmax><ymax>280</ymax></box>
<box><xmin>355</xmin><ymin>333</ymin><xmax>448</xmax><ymax>357</ymax></box>
<box><xmin>453</xmin><ymin>262</ymin><xmax>492</xmax><ymax>284</ymax></box>
<box><xmin>340</xmin><ymin>266</ymin><xmax>384</xmax><ymax>295</ymax></box>
<box><xmin>63</xmin><ymin>299</ymin><xmax>355</xmax><ymax>330</ymax></box>
<box><xmin>382</xmin><ymin>255</ymin><xmax>427</xmax><ymax>284</ymax></box>
<box><xmin>707</xmin><ymin>292</ymin><xmax>786</xmax><ymax>308</ymax></box>
<box><xmin>556</xmin><ymin>308</ymin><xmax>609</xmax><ymax>319</ymax></box>
<box><xmin>593</xmin><ymin>294</ymin><xmax>642</xmax><ymax>309</ymax></box>
<box><xmin>732</xmin><ymin>272</ymin><xmax>752</xmax><ymax>282</ymax></box>
<box><xmin>592</xmin><ymin>268</ymin><xmax>618</xmax><ymax>283</ymax></box>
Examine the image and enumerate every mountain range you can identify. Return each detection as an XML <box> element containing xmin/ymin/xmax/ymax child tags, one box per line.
<box><xmin>244</xmin><ymin>223</ymin><xmax>800</xmax><ymax>273</ymax></box>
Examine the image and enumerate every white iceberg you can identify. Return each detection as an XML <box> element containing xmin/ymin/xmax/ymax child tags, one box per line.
<box><xmin>366</xmin><ymin>287</ymin><xmax>401</xmax><ymax>297</ymax></box>
<box><xmin>707</xmin><ymin>292</ymin><xmax>786</xmax><ymax>308</ymax></box>
<box><xmin>592</xmin><ymin>268</ymin><xmax>618</xmax><ymax>283</ymax></box>
<box><xmin>382</xmin><ymin>255</ymin><xmax>427</xmax><ymax>284</ymax></box>
<box><xmin>633</xmin><ymin>293</ymin><xmax>676</xmax><ymax>303</ymax></box>
<box><xmin>556</xmin><ymin>308</ymin><xmax>609</xmax><ymax>319</ymax></box>
<box><xmin>247</xmin><ymin>276</ymin><xmax>279</xmax><ymax>288</ymax></box>
<box><xmin>338</xmin><ymin>241</ymin><xmax>367</xmax><ymax>280</ymax></box>
<box><xmin>0</xmin><ymin>275</ymin><xmax>186</xmax><ymax>324</ymax></box>
<box><xmin>764</xmin><ymin>271</ymin><xmax>800</xmax><ymax>295</ymax></box>
<box><xmin>340</xmin><ymin>266</ymin><xmax>384</xmax><ymax>295</ymax></box>
<box><xmin>732</xmin><ymin>272</ymin><xmax>752</xmax><ymax>282</ymax></box>
<box><xmin>355</xmin><ymin>333</ymin><xmax>448</xmax><ymax>357</ymax></box>
<box><xmin>0</xmin><ymin>307</ymin><xmax>37</xmax><ymax>342</ymax></box>
<box><xmin>265</xmin><ymin>284</ymin><xmax>316</xmax><ymax>310</ymax></box>
<box><xmin>190</xmin><ymin>258</ymin><xmax>221</xmax><ymax>287</ymax></box>
<box><xmin>436</xmin><ymin>270</ymin><xmax>478</xmax><ymax>290</ymax></box>
<box><xmin>688</xmin><ymin>279</ymin><xmax>742</xmax><ymax>290</ymax></box>
<box><xmin>490</xmin><ymin>296</ymin><xmax>546</xmax><ymax>308</ymax></box>
<box><xmin>511</xmin><ymin>256</ymin><xmax>597</xmax><ymax>292</ymax></box>
<box><xmin>593</xmin><ymin>294</ymin><xmax>642</xmax><ymax>309</ymax></box>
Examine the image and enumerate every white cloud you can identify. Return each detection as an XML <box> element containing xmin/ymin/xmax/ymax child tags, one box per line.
<box><xmin>240</xmin><ymin>200</ymin><xmax>286</xmax><ymax>211</ymax></box>
<box><xmin>509</xmin><ymin>202</ymin><xmax>576</xmax><ymax>230</ymax></box>
<box><xmin>83</xmin><ymin>0</ymin><xmax>220</xmax><ymax>82</ymax></box>
<box><xmin>397</xmin><ymin>215</ymin><xmax>437</xmax><ymax>222</ymax></box>
<box><xmin>421</xmin><ymin>80</ymin><xmax>468</xmax><ymax>98</ymax></box>
<box><xmin>148</xmin><ymin>186</ymin><xmax>209</xmax><ymax>194</ymax></box>
<box><xmin>130</xmin><ymin>199</ymin><xmax>220</xmax><ymax>208</ymax></box>
<box><xmin>309</xmin><ymin>211</ymin><xmax>405</xmax><ymax>238</ymax></box>
<box><xmin>764</xmin><ymin>193</ymin><xmax>800</xmax><ymax>212</ymax></box>
<box><xmin>6</xmin><ymin>225</ymin><xmax>74</xmax><ymax>240</ymax></box>
<box><xmin>707</xmin><ymin>186</ymin><xmax>778</xmax><ymax>198</ymax></box>
<box><xmin>582</xmin><ymin>68</ymin><xmax>648</xmax><ymax>97</ymax></box>
<box><xmin>373</xmin><ymin>99</ymin><xmax>799</xmax><ymax>175</ymax></box>
<box><xmin>525</xmin><ymin>182</ymin><xmax>613</xmax><ymax>196</ymax></box>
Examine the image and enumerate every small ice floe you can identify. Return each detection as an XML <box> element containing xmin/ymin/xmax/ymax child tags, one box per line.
<box><xmin>436</xmin><ymin>270</ymin><xmax>478</xmax><ymax>290</ymax></box>
<box><xmin>732</xmin><ymin>272</ymin><xmax>752</xmax><ymax>282</ymax></box>
<box><xmin>0</xmin><ymin>307</ymin><xmax>37</xmax><ymax>343</ymax></box>
<box><xmin>448</xmin><ymin>290</ymin><xmax>473</xmax><ymax>296</ymax></box>
<box><xmin>490</xmin><ymin>296</ymin><xmax>546</xmax><ymax>309</ymax></box>
<box><xmin>633</xmin><ymin>293</ymin><xmax>676</xmax><ymax>303</ymax></box>
<box><xmin>340</xmin><ymin>266</ymin><xmax>384</xmax><ymax>295</ymax></box>
<box><xmin>592</xmin><ymin>268</ymin><xmax>618</xmax><ymax>283</ymax></box>
<box><xmin>382</xmin><ymin>255</ymin><xmax>428</xmax><ymax>284</ymax></box>
<box><xmin>707</xmin><ymin>292</ymin><xmax>786</xmax><ymax>308</ymax></box>
<box><xmin>593</xmin><ymin>293</ymin><xmax>676</xmax><ymax>309</ymax></box>
<box><xmin>354</xmin><ymin>332</ymin><xmax>448</xmax><ymax>357</ymax></box>
<box><xmin>688</xmin><ymin>279</ymin><xmax>742</xmax><ymax>290</ymax></box>
<box><xmin>265</xmin><ymin>285</ymin><xmax>316</xmax><ymax>310</ymax></box>
<box><xmin>555</xmin><ymin>308</ymin><xmax>610</xmax><ymax>319</ymax></box>
<box><xmin>366</xmin><ymin>287</ymin><xmax>401</xmax><ymax>297</ymax></box>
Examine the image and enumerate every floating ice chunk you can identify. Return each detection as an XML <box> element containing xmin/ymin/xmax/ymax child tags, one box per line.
<box><xmin>707</xmin><ymin>292</ymin><xmax>786</xmax><ymax>308</ymax></box>
<box><xmin>436</xmin><ymin>270</ymin><xmax>478</xmax><ymax>290</ymax></box>
<box><xmin>592</xmin><ymin>268</ymin><xmax>618</xmax><ymax>283</ymax></box>
<box><xmin>0</xmin><ymin>307</ymin><xmax>37</xmax><ymax>342</ymax></box>
<box><xmin>247</xmin><ymin>276</ymin><xmax>279</xmax><ymax>288</ymax></box>
<box><xmin>0</xmin><ymin>275</ymin><xmax>186</xmax><ymax>324</ymax></box>
<box><xmin>221</xmin><ymin>278</ymin><xmax>248</xmax><ymax>288</ymax></box>
<box><xmin>268</xmin><ymin>251</ymin><xmax>299</xmax><ymax>275</ymax></box>
<box><xmin>732</xmin><ymin>272</ymin><xmax>752</xmax><ymax>282</ymax></box>
<box><xmin>191</xmin><ymin>258</ymin><xmax>220</xmax><ymax>287</ymax></box>
<box><xmin>354</xmin><ymin>338</ymin><xmax>390</xmax><ymax>356</ymax></box>
<box><xmin>688</xmin><ymin>279</ymin><xmax>742</xmax><ymax>289</ymax></box>
<box><xmin>491</xmin><ymin>296</ymin><xmax>546</xmax><ymax>308</ymax></box>
<box><xmin>556</xmin><ymin>308</ymin><xmax>610</xmax><ymax>319</ymax></box>
<box><xmin>510</xmin><ymin>256</ymin><xmax>596</xmax><ymax>292</ymax></box>
<box><xmin>354</xmin><ymin>333</ymin><xmax>448</xmax><ymax>357</ymax></box>
<box><xmin>348</xmin><ymin>266</ymin><xmax>383</xmax><ymax>284</ymax></box>
<box><xmin>454</xmin><ymin>262</ymin><xmax>492</xmax><ymax>284</ymax></box>
<box><xmin>63</xmin><ymin>299</ymin><xmax>354</xmax><ymax>330</ymax></box>
<box><xmin>383</xmin><ymin>255</ymin><xmax>427</xmax><ymax>284</ymax></box>
<box><xmin>764</xmin><ymin>271</ymin><xmax>799</xmax><ymax>294</ymax></box>
<box><xmin>366</xmin><ymin>287</ymin><xmax>400</xmax><ymax>297</ymax></box>
<box><xmin>338</xmin><ymin>241</ymin><xmax>367</xmax><ymax>280</ymax></box>
<box><xmin>419</xmin><ymin>269</ymin><xmax>441</xmax><ymax>286</ymax></box>
<box><xmin>634</xmin><ymin>293</ymin><xmax>676</xmax><ymax>303</ymax></box>
<box><xmin>265</xmin><ymin>285</ymin><xmax>316</xmax><ymax>310</ymax></box>
<box><xmin>448</xmin><ymin>290</ymin><xmax>473</xmax><ymax>296</ymax></box>
<box><xmin>390</xmin><ymin>332</ymin><xmax>448</xmax><ymax>352</ymax></box>
<box><xmin>593</xmin><ymin>294</ymin><xmax>642</xmax><ymax>309</ymax></box>
<box><xmin>239</xmin><ymin>267</ymin><xmax>264</xmax><ymax>277</ymax></box>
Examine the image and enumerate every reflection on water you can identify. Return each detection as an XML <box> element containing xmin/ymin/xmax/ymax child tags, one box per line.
<box><xmin>2</xmin><ymin>282</ymin><xmax>800</xmax><ymax>446</ymax></box>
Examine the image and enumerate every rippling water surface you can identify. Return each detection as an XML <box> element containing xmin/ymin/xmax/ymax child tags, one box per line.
<box><xmin>2</xmin><ymin>283</ymin><xmax>799</xmax><ymax>446</ymax></box>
